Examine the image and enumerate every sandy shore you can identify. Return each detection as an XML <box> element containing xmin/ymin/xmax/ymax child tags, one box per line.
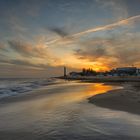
<box><xmin>89</xmin><ymin>82</ymin><xmax>140</xmax><ymax>115</ymax></box>
<box><xmin>0</xmin><ymin>82</ymin><xmax>140</xmax><ymax>140</ymax></box>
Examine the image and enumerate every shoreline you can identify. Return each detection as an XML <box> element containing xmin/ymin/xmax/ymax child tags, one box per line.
<box><xmin>1</xmin><ymin>79</ymin><xmax>140</xmax><ymax>115</ymax></box>
<box><xmin>0</xmin><ymin>82</ymin><xmax>91</xmax><ymax>105</ymax></box>
<box><xmin>58</xmin><ymin>76</ymin><xmax>140</xmax><ymax>82</ymax></box>
<box><xmin>88</xmin><ymin>82</ymin><xmax>140</xmax><ymax>115</ymax></box>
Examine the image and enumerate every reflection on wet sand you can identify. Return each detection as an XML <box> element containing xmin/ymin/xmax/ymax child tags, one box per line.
<box><xmin>0</xmin><ymin>82</ymin><xmax>139</xmax><ymax>140</ymax></box>
<box><xmin>35</xmin><ymin>83</ymin><xmax>114</xmax><ymax>110</ymax></box>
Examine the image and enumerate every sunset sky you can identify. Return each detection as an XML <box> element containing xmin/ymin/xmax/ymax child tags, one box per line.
<box><xmin>0</xmin><ymin>0</ymin><xmax>140</xmax><ymax>78</ymax></box>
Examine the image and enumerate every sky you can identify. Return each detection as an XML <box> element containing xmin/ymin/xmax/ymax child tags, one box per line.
<box><xmin>0</xmin><ymin>0</ymin><xmax>140</xmax><ymax>78</ymax></box>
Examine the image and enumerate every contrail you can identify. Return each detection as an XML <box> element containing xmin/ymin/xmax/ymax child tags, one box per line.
<box><xmin>73</xmin><ymin>15</ymin><xmax>140</xmax><ymax>37</ymax></box>
<box><xmin>46</xmin><ymin>15</ymin><xmax>140</xmax><ymax>45</ymax></box>
<box><xmin>46</xmin><ymin>38</ymin><xmax>59</xmax><ymax>45</ymax></box>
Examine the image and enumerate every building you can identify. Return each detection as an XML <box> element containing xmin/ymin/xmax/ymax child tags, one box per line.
<box><xmin>136</xmin><ymin>69</ymin><xmax>140</xmax><ymax>75</ymax></box>
<box><xmin>69</xmin><ymin>72</ymin><xmax>81</xmax><ymax>77</ymax></box>
<box><xmin>68</xmin><ymin>67</ymin><xmax>140</xmax><ymax>78</ymax></box>
<box><xmin>114</xmin><ymin>67</ymin><xmax>137</xmax><ymax>76</ymax></box>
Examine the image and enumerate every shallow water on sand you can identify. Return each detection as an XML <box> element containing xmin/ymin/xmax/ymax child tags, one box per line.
<box><xmin>0</xmin><ymin>82</ymin><xmax>140</xmax><ymax>140</ymax></box>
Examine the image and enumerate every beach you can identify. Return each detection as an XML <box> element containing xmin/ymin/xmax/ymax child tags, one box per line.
<box><xmin>89</xmin><ymin>82</ymin><xmax>140</xmax><ymax>115</ymax></box>
<box><xmin>0</xmin><ymin>81</ymin><xmax>140</xmax><ymax>140</ymax></box>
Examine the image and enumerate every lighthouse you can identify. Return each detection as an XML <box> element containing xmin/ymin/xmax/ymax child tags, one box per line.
<box><xmin>64</xmin><ymin>66</ymin><xmax>67</xmax><ymax>77</ymax></box>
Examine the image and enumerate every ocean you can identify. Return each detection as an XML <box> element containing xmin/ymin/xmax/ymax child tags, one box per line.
<box><xmin>0</xmin><ymin>78</ymin><xmax>59</xmax><ymax>99</ymax></box>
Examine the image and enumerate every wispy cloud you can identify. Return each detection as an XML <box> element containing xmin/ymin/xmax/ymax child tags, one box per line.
<box><xmin>46</xmin><ymin>15</ymin><xmax>140</xmax><ymax>45</ymax></box>
<box><xmin>74</xmin><ymin>32</ymin><xmax>140</xmax><ymax>69</ymax></box>
<box><xmin>48</xmin><ymin>27</ymin><xmax>69</xmax><ymax>37</ymax></box>
<box><xmin>0</xmin><ymin>39</ymin><xmax>63</xmax><ymax>69</ymax></box>
<box><xmin>73</xmin><ymin>15</ymin><xmax>140</xmax><ymax>36</ymax></box>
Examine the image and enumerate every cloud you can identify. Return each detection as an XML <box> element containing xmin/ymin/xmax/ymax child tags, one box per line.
<box><xmin>46</xmin><ymin>15</ymin><xmax>140</xmax><ymax>45</ymax></box>
<box><xmin>3</xmin><ymin>32</ymin><xmax>140</xmax><ymax>72</ymax></box>
<box><xmin>2</xmin><ymin>39</ymin><xmax>63</xmax><ymax>69</ymax></box>
<box><xmin>8</xmin><ymin>40</ymin><xmax>33</xmax><ymax>57</ymax></box>
<box><xmin>74</xmin><ymin>32</ymin><xmax>140</xmax><ymax>69</ymax></box>
<box><xmin>0</xmin><ymin>43</ymin><xmax>9</xmax><ymax>52</ymax></box>
<box><xmin>48</xmin><ymin>27</ymin><xmax>69</xmax><ymax>37</ymax></box>
<box><xmin>75</xmin><ymin>44</ymin><xmax>108</xmax><ymax>60</ymax></box>
<box><xmin>46</xmin><ymin>27</ymin><xmax>76</xmax><ymax>45</ymax></box>
<box><xmin>73</xmin><ymin>15</ymin><xmax>140</xmax><ymax>37</ymax></box>
<box><xmin>0</xmin><ymin>43</ymin><xmax>10</xmax><ymax>61</ymax></box>
<box><xmin>8</xmin><ymin>40</ymin><xmax>51</xmax><ymax>58</ymax></box>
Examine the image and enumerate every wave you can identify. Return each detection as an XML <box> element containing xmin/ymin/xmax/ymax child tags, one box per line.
<box><xmin>0</xmin><ymin>78</ymin><xmax>60</xmax><ymax>99</ymax></box>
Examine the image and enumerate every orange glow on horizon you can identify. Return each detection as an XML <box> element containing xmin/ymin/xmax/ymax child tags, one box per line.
<box><xmin>50</xmin><ymin>54</ymin><xmax>111</xmax><ymax>72</ymax></box>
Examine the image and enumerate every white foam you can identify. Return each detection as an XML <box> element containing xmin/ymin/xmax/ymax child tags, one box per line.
<box><xmin>0</xmin><ymin>78</ymin><xmax>58</xmax><ymax>99</ymax></box>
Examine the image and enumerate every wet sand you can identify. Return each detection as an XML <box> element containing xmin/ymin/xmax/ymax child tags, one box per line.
<box><xmin>89</xmin><ymin>83</ymin><xmax>140</xmax><ymax>115</ymax></box>
<box><xmin>0</xmin><ymin>82</ymin><xmax>140</xmax><ymax>140</ymax></box>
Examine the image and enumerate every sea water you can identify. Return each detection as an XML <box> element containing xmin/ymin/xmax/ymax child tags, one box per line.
<box><xmin>0</xmin><ymin>78</ymin><xmax>59</xmax><ymax>99</ymax></box>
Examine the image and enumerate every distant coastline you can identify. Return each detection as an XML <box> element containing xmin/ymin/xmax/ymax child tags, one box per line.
<box><xmin>59</xmin><ymin>66</ymin><xmax>140</xmax><ymax>82</ymax></box>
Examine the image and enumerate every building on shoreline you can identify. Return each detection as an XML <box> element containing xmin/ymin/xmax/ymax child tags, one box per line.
<box><xmin>68</xmin><ymin>67</ymin><xmax>140</xmax><ymax>77</ymax></box>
